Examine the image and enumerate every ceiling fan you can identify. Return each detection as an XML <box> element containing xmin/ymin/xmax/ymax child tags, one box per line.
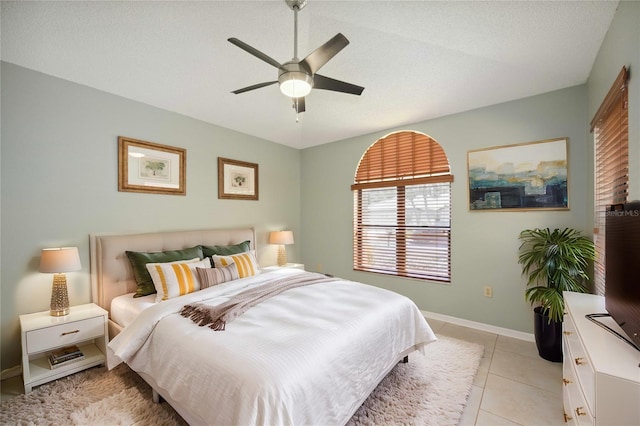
<box><xmin>228</xmin><ymin>0</ymin><xmax>364</xmax><ymax>115</ymax></box>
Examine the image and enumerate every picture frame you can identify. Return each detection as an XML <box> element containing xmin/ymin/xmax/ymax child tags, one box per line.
<box><xmin>218</xmin><ymin>157</ymin><xmax>259</xmax><ymax>200</ymax></box>
<box><xmin>118</xmin><ymin>136</ymin><xmax>186</xmax><ymax>195</ymax></box>
<box><xmin>467</xmin><ymin>137</ymin><xmax>569</xmax><ymax>211</ymax></box>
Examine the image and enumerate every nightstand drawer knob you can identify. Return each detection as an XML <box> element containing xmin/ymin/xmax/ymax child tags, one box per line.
<box><xmin>575</xmin><ymin>407</ymin><xmax>586</xmax><ymax>416</ymax></box>
<box><xmin>574</xmin><ymin>357</ymin><xmax>586</xmax><ymax>366</ymax></box>
<box><xmin>61</xmin><ymin>329</ymin><xmax>80</xmax><ymax>336</ymax></box>
<box><xmin>563</xmin><ymin>331</ymin><xmax>572</xmax><ymax>336</ymax></box>
<box><xmin>564</xmin><ymin>412</ymin><xmax>573</xmax><ymax>422</ymax></box>
<box><xmin>562</xmin><ymin>378</ymin><xmax>572</xmax><ymax>386</ymax></box>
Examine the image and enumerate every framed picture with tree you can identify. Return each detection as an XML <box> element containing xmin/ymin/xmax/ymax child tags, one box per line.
<box><xmin>118</xmin><ymin>136</ymin><xmax>186</xmax><ymax>195</ymax></box>
<box><xmin>218</xmin><ymin>157</ymin><xmax>259</xmax><ymax>200</ymax></box>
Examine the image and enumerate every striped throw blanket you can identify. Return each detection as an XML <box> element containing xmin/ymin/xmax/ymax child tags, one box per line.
<box><xmin>180</xmin><ymin>272</ymin><xmax>336</xmax><ymax>330</ymax></box>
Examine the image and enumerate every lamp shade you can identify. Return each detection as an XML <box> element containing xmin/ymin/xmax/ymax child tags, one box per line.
<box><xmin>269</xmin><ymin>231</ymin><xmax>294</xmax><ymax>245</ymax></box>
<box><xmin>39</xmin><ymin>247</ymin><xmax>82</xmax><ymax>273</ymax></box>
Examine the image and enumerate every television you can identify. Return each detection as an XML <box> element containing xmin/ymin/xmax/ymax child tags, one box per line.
<box><xmin>605</xmin><ymin>201</ymin><xmax>640</xmax><ymax>352</ymax></box>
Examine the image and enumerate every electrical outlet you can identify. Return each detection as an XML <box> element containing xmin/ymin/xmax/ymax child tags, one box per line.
<box><xmin>483</xmin><ymin>286</ymin><xmax>493</xmax><ymax>298</ymax></box>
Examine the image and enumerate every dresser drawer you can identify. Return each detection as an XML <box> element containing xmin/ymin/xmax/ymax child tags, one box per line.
<box><xmin>26</xmin><ymin>316</ymin><xmax>104</xmax><ymax>354</ymax></box>
<box><xmin>563</xmin><ymin>339</ymin><xmax>594</xmax><ymax>425</ymax></box>
<box><xmin>563</xmin><ymin>314</ymin><xmax>595</xmax><ymax>414</ymax></box>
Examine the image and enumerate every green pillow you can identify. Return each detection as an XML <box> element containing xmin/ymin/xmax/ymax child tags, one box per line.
<box><xmin>200</xmin><ymin>240</ymin><xmax>251</xmax><ymax>257</ymax></box>
<box><xmin>126</xmin><ymin>246</ymin><xmax>204</xmax><ymax>297</ymax></box>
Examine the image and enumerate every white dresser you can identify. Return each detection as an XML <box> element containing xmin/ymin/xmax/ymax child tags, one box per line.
<box><xmin>562</xmin><ymin>292</ymin><xmax>640</xmax><ymax>425</ymax></box>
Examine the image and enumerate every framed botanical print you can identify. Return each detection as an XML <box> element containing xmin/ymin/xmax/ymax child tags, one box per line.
<box><xmin>118</xmin><ymin>136</ymin><xmax>186</xmax><ymax>195</ymax></box>
<box><xmin>218</xmin><ymin>157</ymin><xmax>259</xmax><ymax>200</ymax></box>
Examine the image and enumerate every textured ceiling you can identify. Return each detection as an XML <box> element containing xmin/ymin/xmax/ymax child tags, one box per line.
<box><xmin>1</xmin><ymin>1</ymin><xmax>619</xmax><ymax>149</ymax></box>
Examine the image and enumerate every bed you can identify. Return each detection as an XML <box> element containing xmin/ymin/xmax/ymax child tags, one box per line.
<box><xmin>90</xmin><ymin>227</ymin><xmax>436</xmax><ymax>425</ymax></box>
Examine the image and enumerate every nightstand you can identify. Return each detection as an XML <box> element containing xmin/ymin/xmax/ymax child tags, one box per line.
<box><xmin>262</xmin><ymin>263</ymin><xmax>305</xmax><ymax>272</ymax></box>
<box><xmin>20</xmin><ymin>303</ymin><xmax>108</xmax><ymax>393</ymax></box>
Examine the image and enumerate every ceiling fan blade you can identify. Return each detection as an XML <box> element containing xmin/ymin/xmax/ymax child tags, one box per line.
<box><xmin>232</xmin><ymin>81</ymin><xmax>278</xmax><ymax>94</ymax></box>
<box><xmin>293</xmin><ymin>97</ymin><xmax>306</xmax><ymax>113</ymax></box>
<box><xmin>313</xmin><ymin>74</ymin><xmax>364</xmax><ymax>96</ymax></box>
<box><xmin>228</xmin><ymin>38</ymin><xmax>283</xmax><ymax>69</ymax></box>
<box><xmin>300</xmin><ymin>33</ymin><xmax>349</xmax><ymax>74</ymax></box>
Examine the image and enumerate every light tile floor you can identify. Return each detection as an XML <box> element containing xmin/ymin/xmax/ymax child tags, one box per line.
<box><xmin>429</xmin><ymin>320</ymin><xmax>564</xmax><ymax>426</ymax></box>
<box><xmin>1</xmin><ymin>320</ymin><xmax>564</xmax><ymax>425</ymax></box>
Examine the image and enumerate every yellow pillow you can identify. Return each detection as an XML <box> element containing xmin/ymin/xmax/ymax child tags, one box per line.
<box><xmin>146</xmin><ymin>258</ymin><xmax>211</xmax><ymax>302</ymax></box>
<box><xmin>212</xmin><ymin>251</ymin><xmax>260</xmax><ymax>278</ymax></box>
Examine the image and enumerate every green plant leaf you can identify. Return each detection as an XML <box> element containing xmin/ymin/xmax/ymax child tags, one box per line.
<box><xmin>518</xmin><ymin>227</ymin><xmax>595</xmax><ymax>322</ymax></box>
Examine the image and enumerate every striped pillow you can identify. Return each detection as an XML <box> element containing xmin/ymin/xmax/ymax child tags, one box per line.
<box><xmin>196</xmin><ymin>263</ymin><xmax>239</xmax><ymax>288</ymax></box>
<box><xmin>212</xmin><ymin>251</ymin><xmax>260</xmax><ymax>278</ymax></box>
<box><xmin>146</xmin><ymin>258</ymin><xmax>211</xmax><ymax>302</ymax></box>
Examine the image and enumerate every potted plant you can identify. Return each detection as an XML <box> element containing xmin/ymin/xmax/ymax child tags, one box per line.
<box><xmin>518</xmin><ymin>227</ymin><xmax>595</xmax><ymax>362</ymax></box>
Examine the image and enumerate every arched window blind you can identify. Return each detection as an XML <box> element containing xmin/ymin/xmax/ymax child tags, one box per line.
<box><xmin>352</xmin><ymin>131</ymin><xmax>453</xmax><ymax>282</ymax></box>
<box><xmin>592</xmin><ymin>66</ymin><xmax>629</xmax><ymax>295</ymax></box>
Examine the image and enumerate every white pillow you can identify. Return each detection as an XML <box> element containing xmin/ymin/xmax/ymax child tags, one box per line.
<box><xmin>212</xmin><ymin>251</ymin><xmax>260</xmax><ymax>279</ymax></box>
<box><xmin>146</xmin><ymin>258</ymin><xmax>211</xmax><ymax>302</ymax></box>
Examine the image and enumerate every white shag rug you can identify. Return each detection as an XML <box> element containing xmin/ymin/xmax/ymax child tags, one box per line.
<box><xmin>1</xmin><ymin>336</ymin><xmax>483</xmax><ymax>426</ymax></box>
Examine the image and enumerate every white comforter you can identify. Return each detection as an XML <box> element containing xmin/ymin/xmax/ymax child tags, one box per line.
<box><xmin>108</xmin><ymin>269</ymin><xmax>436</xmax><ymax>426</ymax></box>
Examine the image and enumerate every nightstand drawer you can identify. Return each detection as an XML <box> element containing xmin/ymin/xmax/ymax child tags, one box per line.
<box><xmin>26</xmin><ymin>316</ymin><xmax>104</xmax><ymax>354</ymax></box>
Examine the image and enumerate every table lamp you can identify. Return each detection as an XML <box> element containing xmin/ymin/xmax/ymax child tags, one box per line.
<box><xmin>269</xmin><ymin>231</ymin><xmax>294</xmax><ymax>267</ymax></box>
<box><xmin>39</xmin><ymin>247</ymin><xmax>81</xmax><ymax>316</ymax></box>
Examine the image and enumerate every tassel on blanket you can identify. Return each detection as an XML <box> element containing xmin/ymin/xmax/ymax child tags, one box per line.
<box><xmin>180</xmin><ymin>304</ymin><xmax>227</xmax><ymax>330</ymax></box>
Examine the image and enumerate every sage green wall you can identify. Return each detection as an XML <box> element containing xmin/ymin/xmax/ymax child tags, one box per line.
<box><xmin>0</xmin><ymin>62</ymin><xmax>301</xmax><ymax>371</ymax></box>
<box><xmin>300</xmin><ymin>85</ymin><xmax>589</xmax><ymax>334</ymax></box>
<box><xmin>298</xmin><ymin>2</ymin><xmax>640</xmax><ymax>335</ymax></box>
<box><xmin>2</xmin><ymin>1</ymin><xmax>636</xmax><ymax>374</ymax></box>
<box><xmin>587</xmin><ymin>0</ymin><xmax>639</xmax><ymax>201</ymax></box>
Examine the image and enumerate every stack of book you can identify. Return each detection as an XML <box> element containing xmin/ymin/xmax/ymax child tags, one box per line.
<box><xmin>48</xmin><ymin>345</ymin><xmax>85</xmax><ymax>369</ymax></box>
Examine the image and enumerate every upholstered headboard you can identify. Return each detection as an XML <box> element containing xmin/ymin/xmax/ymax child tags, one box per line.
<box><xmin>90</xmin><ymin>227</ymin><xmax>256</xmax><ymax>335</ymax></box>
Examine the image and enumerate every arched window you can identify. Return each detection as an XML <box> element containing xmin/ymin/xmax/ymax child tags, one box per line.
<box><xmin>351</xmin><ymin>131</ymin><xmax>453</xmax><ymax>282</ymax></box>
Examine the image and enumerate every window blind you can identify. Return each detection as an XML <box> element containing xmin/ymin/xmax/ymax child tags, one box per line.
<box><xmin>352</xmin><ymin>131</ymin><xmax>452</xmax><ymax>282</ymax></box>
<box><xmin>592</xmin><ymin>66</ymin><xmax>629</xmax><ymax>296</ymax></box>
<box><xmin>354</xmin><ymin>131</ymin><xmax>451</xmax><ymax>186</ymax></box>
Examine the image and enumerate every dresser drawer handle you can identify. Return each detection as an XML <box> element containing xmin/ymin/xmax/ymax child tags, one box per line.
<box><xmin>563</xmin><ymin>331</ymin><xmax>572</xmax><ymax>336</ymax></box>
<box><xmin>574</xmin><ymin>357</ymin><xmax>586</xmax><ymax>366</ymax></box>
<box><xmin>61</xmin><ymin>329</ymin><xmax>80</xmax><ymax>336</ymax></box>
<box><xmin>575</xmin><ymin>407</ymin><xmax>587</xmax><ymax>416</ymax></box>
<box><xmin>564</xmin><ymin>412</ymin><xmax>573</xmax><ymax>422</ymax></box>
<box><xmin>562</xmin><ymin>378</ymin><xmax>572</xmax><ymax>386</ymax></box>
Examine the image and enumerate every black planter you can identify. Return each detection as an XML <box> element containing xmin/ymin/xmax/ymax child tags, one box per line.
<box><xmin>533</xmin><ymin>306</ymin><xmax>563</xmax><ymax>362</ymax></box>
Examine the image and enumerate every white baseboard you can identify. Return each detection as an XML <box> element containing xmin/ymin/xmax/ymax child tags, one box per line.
<box><xmin>422</xmin><ymin>310</ymin><xmax>535</xmax><ymax>342</ymax></box>
<box><xmin>1</xmin><ymin>365</ymin><xmax>21</xmax><ymax>381</ymax></box>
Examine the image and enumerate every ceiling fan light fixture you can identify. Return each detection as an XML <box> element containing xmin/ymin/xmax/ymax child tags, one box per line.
<box><xmin>279</xmin><ymin>72</ymin><xmax>313</xmax><ymax>98</ymax></box>
<box><xmin>229</xmin><ymin>0</ymin><xmax>363</xmax><ymax>111</ymax></box>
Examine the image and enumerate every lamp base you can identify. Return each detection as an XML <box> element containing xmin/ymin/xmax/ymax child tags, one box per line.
<box><xmin>50</xmin><ymin>307</ymin><xmax>70</xmax><ymax>317</ymax></box>
<box><xmin>277</xmin><ymin>245</ymin><xmax>288</xmax><ymax>267</ymax></box>
<box><xmin>50</xmin><ymin>274</ymin><xmax>70</xmax><ymax>316</ymax></box>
